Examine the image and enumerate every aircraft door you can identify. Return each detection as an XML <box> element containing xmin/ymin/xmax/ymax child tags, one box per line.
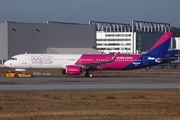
<box><xmin>143</xmin><ymin>56</ymin><xmax>148</xmax><ymax>65</ymax></box>
<box><xmin>22</xmin><ymin>55</ymin><xmax>27</xmax><ymax>64</ymax></box>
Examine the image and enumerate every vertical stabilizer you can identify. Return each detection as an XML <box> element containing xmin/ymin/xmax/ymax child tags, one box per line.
<box><xmin>146</xmin><ymin>32</ymin><xmax>173</xmax><ymax>56</ymax></box>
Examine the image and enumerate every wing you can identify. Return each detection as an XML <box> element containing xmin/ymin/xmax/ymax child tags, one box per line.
<box><xmin>80</xmin><ymin>52</ymin><xmax>120</xmax><ymax>69</ymax></box>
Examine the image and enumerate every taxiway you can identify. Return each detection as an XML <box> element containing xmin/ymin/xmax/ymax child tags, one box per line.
<box><xmin>1</xmin><ymin>76</ymin><xmax>180</xmax><ymax>92</ymax></box>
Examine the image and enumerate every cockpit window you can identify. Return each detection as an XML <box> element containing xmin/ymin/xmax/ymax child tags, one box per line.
<box><xmin>10</xmin><ymin>57</ymin><xmax>17</xmax><ymax>60</ymax></box>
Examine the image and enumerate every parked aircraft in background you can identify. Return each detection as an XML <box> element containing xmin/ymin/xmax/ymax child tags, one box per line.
<box><xmin>4</xmin><ymin>32</ymin><xmax>176</xmax><ymax>77</ymax></box>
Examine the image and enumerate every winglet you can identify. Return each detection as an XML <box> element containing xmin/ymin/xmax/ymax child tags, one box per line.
<box><xmin>111</xmin><ymin>52</ymin><xmax>120</xmax><ymax>61</ymax></box>
<box><xmin>100</xmin><ymin>52</ymin><xmax>104</xmax><ymax>54</ymax></box>
<box><xmin>105</xmin><ymin>52</ymin><xmax>120</xmax><ymax>63</ymax></box>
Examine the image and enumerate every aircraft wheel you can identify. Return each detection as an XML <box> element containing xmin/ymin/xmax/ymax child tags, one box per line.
<box><xmin>89</xmin><ymin>73</ymin><xmax>93</xmax><ymax>78</ymax></box>
<box><xmin>85</xmin><ymin>73</ymin><xmax>89</xmax><ymax>77</ymax></box>
<box><xmin>14</xmin><ymin>74</ymin><xmax>18</xmax><ymax>78</ymax></box>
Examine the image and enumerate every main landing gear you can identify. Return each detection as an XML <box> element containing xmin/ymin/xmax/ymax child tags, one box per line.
<box><xmin>85</xmin><ymin>70</ymin><xmax>93</xmax><ymax>78</ymax></box>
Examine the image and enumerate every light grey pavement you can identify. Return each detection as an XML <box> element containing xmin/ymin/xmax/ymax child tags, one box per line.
<box><xmin>0</xmin><ymin>76</ymin><xmax>180</xmax><ymax>92</ymax></box>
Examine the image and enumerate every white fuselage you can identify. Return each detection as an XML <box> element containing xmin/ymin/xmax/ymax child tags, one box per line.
<box><xmin>4</xmin><ymin>54</ymin><xmax>82</xmax><ymax>69</ymax></box>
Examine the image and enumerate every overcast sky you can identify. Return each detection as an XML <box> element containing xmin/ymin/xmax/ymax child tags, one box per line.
<box><xmin>0</xmin><ymin>0</ymin><xmax>179</xmax><ymax>27</ymax></box>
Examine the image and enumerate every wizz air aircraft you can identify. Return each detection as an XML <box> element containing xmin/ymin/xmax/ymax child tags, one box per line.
<box><xmin>4</xmin><ymin>32</ymin><xmax>176</xmax><ymax>77</ymax></box>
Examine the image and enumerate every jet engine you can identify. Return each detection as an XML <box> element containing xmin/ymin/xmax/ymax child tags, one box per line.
<box><xmin>62</xmin><ymin>65</ymin><xmax>82</xmax><ymax>75</ymax></box>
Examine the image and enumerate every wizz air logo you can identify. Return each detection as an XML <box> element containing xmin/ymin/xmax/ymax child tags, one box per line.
<box><xmin>31</xmin><ymin>55</ymin><xmax>53</xmax><ymax>65</ymax></box>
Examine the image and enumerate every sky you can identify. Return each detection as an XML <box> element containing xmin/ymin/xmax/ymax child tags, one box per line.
<box><xmin>0</xmin><ymin>0</ymin><xmax>180</xmax><ymax>27</ymax></box>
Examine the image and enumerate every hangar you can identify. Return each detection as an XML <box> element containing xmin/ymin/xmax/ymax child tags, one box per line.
<box><xmin>90</xmin><ymin>21</ymin><xmax>171</xmax><ymax>54</ymax></box>
<box><xmin>0</xmin><ymin>21</ymin><xmax>96</xmax><ymax>64</ymax></box>
<box><xmin>0</xmin><ymin>20</ymin><xmax>173</xmax><ymax>65</ymax></box>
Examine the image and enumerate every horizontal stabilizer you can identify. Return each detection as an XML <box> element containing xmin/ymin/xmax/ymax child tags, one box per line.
<box><xmin>155</xmin><ymin>57</ymin><xmax>177</xmax><ymax>63</ymax></box>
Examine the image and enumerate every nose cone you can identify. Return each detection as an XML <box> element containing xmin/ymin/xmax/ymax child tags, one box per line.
<box><xmin>4</xmin><ymin>61</ymin><xmax>11</xmax><ymax>68</ymax></box>
<box><xmin>4</xmin><ymin>61</ymin><xmax>8</xmax><ymax>67</ymax></box>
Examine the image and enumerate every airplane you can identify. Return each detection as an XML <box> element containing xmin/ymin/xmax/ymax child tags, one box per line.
<box><xmin>4</xmin><ymin>32</ymin><xmax>176</xmax><ymax>77</ymax></box>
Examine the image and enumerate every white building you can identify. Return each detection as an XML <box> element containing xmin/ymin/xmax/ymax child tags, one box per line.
<box><xmin>96</xmin><ymin>32</ymin><xmax>136</xmax><ymax>54</ymax></box>
<box><xmin>175</xmin><ymin>37</ymin><xmax>180</xmax><ymax>49</ymax></box>
<box><xmin>90</xmin><ymin>21</ymin><xmax>171</xmax><ymax>54</ymax></box>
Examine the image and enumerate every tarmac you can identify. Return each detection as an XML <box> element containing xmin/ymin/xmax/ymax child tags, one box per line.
<box><xmin>1</xmin><ymin>76</ymin><xmax>180</xmax><ymax>92</ymax></box>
